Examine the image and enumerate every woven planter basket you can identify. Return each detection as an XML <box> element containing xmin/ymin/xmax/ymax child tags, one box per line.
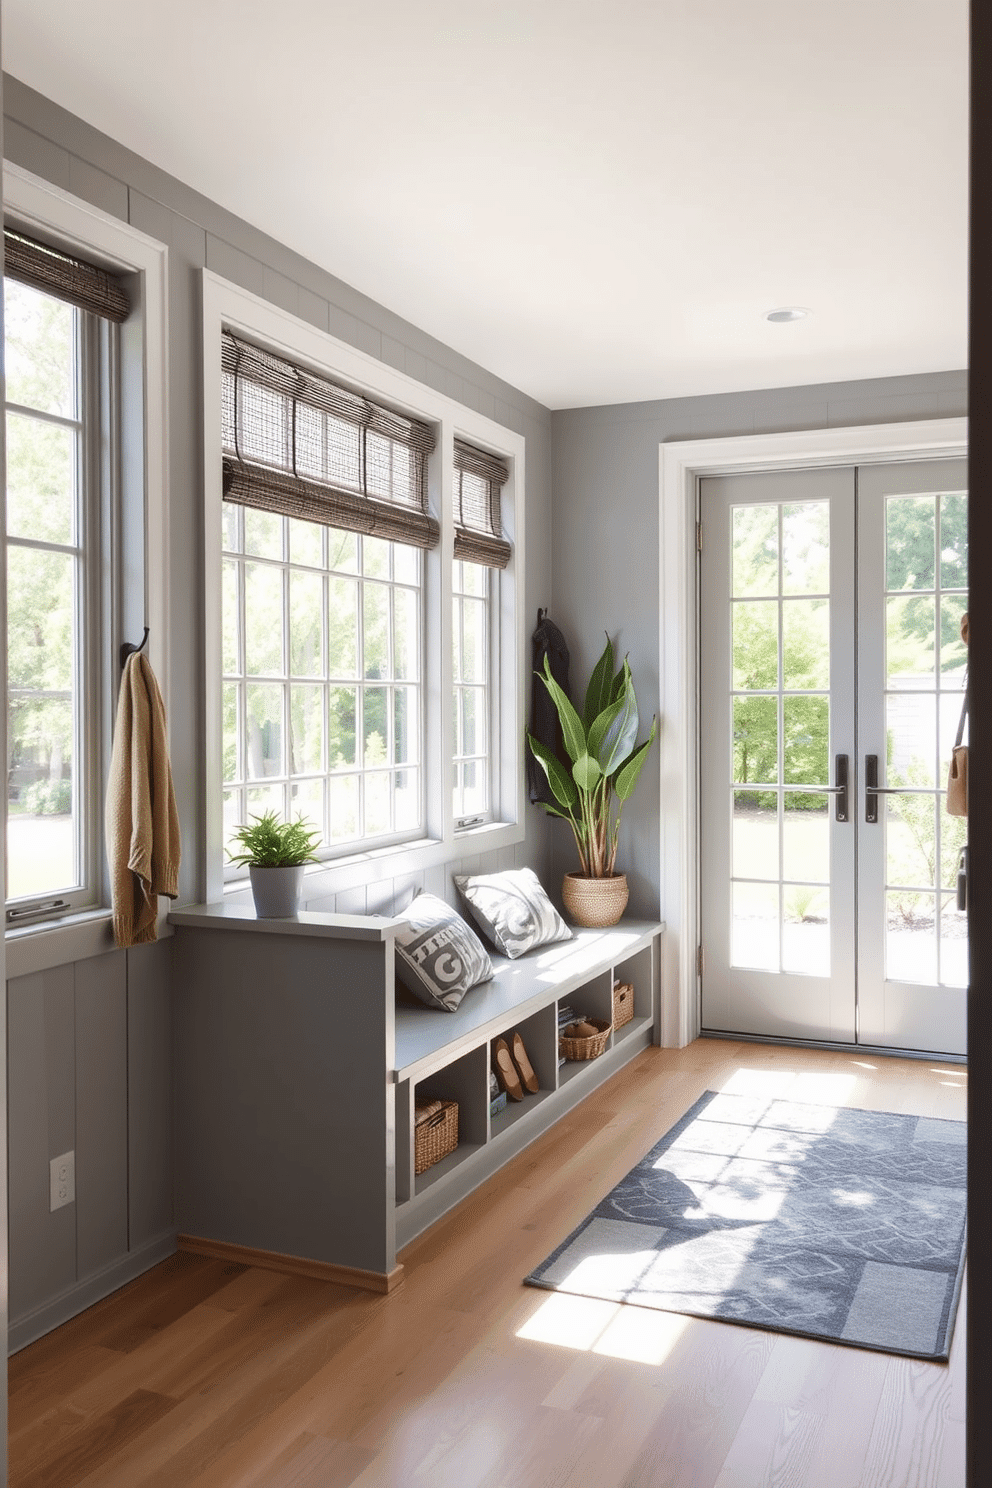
<box><xmin>613</xmin><ymin>981</ymin><xmax>634</xmax><ymax>1030</ymax></box>
<box><xmin>558</xmin><ymin>1017</ymin><xmax>612</xmax><ymax>1062</ymax></box>
<box><xmin>561</xmin><ymin>872</ymin><xmax>628</xmax><ymax>928</ymax></box>
<box><xmin>414</xmin><ymin>1099</ymin><xmax>458</xmax><ymax>1175</ymax></box>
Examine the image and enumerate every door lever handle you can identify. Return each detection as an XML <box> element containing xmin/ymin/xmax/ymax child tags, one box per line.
<box><xmin>834</xmin><ymin>754</ymin><xmax>849</xmax><ymax>822</ymax></box>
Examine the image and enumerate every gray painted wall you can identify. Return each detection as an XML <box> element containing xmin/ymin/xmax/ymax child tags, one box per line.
<box><xmin>1</xmin><ymin>43</ymin><xmax>9</xmax><ymax>1473</ymax></box>
<box><xmin>550</xmin><ymin>372</ymin><xmax>968</xmax><ymax>917</ymax></box>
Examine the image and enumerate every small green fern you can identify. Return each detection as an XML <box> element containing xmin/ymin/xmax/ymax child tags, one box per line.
<box><xmin>227</xmin><ymin>810</ymin><xmax>321</xmax><ymax>868</ymax></box>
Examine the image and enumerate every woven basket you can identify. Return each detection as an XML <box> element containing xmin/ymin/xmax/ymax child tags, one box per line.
<box><xmin>613</xmin><ymin>981</ymin><xmax>634</xmax><ymax>1030</ymax></box>
<box><xmin>558</xmin><ymin>1017</ymin><xmax>612</xmax><ymax>1062</ymax></box>
<box><xmin>414</xmin><ymin>1099</ymin><xmax>458</xmax><ymax>1174</ymax></box>
<box><xmin>561</xmin><ymin>872</ymin><xmax>628</xmax><ymax>928</ymax></box>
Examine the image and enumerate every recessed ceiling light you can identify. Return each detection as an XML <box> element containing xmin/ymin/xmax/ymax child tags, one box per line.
<box><xmin>765</xmin><ymin>307</ymin><xmax>811</xmax><ymax>323</ymax></box>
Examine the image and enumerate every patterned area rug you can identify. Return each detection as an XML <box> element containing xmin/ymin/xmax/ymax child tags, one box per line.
<box><xmin>525</xmin><ymin>1090</ymin><xmax>967</xmax><ymax>1359</ymax></box>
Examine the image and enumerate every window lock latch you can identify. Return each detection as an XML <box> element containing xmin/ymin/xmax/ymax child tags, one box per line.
<box><xmin>6</xmin><ymin>898</ymin><xmax>70</xmax><ymax>925</ymax></box>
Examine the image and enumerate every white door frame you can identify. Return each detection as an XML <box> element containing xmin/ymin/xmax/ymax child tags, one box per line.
<box><xmin>658</xmin><ymin>417</ymin><xmax>968</xmax><ymax>1048</ymax></box>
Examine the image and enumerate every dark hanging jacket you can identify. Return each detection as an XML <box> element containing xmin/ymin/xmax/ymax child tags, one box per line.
<box><xmin>528</xmin><ymin>610</ymin><xmax>572</xmax><ymax>807</ymax></box>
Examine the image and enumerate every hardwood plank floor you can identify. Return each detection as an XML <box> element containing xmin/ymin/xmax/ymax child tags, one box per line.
<box><xmin>7</xmin><ymin>1038</ymin><xmax>967</xmax><ymax>1487</ymax></box>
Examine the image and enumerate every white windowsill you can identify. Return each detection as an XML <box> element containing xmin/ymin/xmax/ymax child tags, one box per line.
<box><xmin>5</xmin><ymin>903</ymin><xmax>174</xmax><ymax>979</ymax></box>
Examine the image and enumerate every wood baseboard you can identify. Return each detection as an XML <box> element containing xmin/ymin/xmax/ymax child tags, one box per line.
<box><xmin>177</xmin><ymin>1235</ymin><xmax>404</xmax><ymax>1294</ymax></box>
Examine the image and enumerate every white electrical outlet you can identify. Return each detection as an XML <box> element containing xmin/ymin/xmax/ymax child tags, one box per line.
<box><xmin>50</xmin><ymin>1150</ymin><xmax>75</xmax><ymax>1212</ymax></box>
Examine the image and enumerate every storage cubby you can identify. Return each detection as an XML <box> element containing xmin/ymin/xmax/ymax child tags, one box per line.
<box><xmin>414</xmin><ymin>1044</ymin><xmax>488</xmax><ymax>1195</ymax></box>
<box><xmin>612</xmin><ymin>942</ymin><xmax>658</xmax><ymax>1050</ymax></box>
<box><xmin>489</xmin><ymin>1003</ymin><xmax>558</xmax><ymax>1138</ymax></box>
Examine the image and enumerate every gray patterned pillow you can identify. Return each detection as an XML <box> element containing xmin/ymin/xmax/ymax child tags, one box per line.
<box><xmin>393</xmin><ymin>892</ymin><xmax>493</xmax><ymax>1011</ymax></box>
<box><xmin>454</xmin><ymin>867</ymin><xmax>573</xmax><ymax>959</ymax></box>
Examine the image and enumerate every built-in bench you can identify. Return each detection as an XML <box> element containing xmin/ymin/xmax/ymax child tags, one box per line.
<box><xmin>170</xmin><ymin>903</ymin><xmax>664</xmax><ymax>1290</ymax></box>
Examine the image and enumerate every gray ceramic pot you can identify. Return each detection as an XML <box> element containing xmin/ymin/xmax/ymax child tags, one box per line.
<box><xmin>249</xmin><ymin>864</ymin><xmax>305</xmax><ymax>918</ymax></box>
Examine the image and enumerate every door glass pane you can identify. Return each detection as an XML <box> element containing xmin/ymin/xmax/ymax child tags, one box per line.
<box><xmin>733</xmin><ymin>601</ymin><xmax>777</xmax><ymax>689</ymax></box>
<box><xmin>939</xmin><ymin>492</ymin><xmax>968</xmax><ymax>589</ymax></box>
<box><xmin>733</xmin><ymin>792</ymin><xmax>778</xmax><ymax>881</ymax></box>
<box><xmin>732</xmin><ymin>883</ymin><xmax>779</xmax><ymax>970</ymax></box>
<box><xmin>887</xmin><ymin>891</ymin><xmax>937</xmax><ymax>984</ymax></box>
<box><xmin>940</xmin><ymin>893</ymin><xmax>968</xmax><ymax>988</ymax></box>
<box><xmin>783</xmin><ymin>795</ymin><xmax>829</xmax><ymax>883</ymax></box>
<box><xmin>887</xmin><ymin>693</ymin><xmax>936</xmax><ymax>787</ymax></box>
<box><xmin>783</xmin><ymin>695</ymin><xmax>828</xmax><ymax>786</ymax></box>
<box><xmin>887</xmin><ymin>793</ymin><xmax>936</xmax><ymax>890</ymax></box>
<box><xmin>939</xmin><ymin>595</ymin><xmax>968</xmax><ymax>677</ymax></box>
<box><xmin>782</xmin><ymin>599</ymin><xmax>829</xmax><ymax>689</ymax></box>
<box><xmin>783</xmin><ymin>887</ymin><xmax>829</xmax><ymax>976</ymax></box>
<box><xmin>732</xmin><ymin>505</ymin><xmax>778</xmax><ymax>597</ymax></box>
<box><xmin>887</xmin><ymin>495</ymin><xmax>935</xmax><ymax>589</ymax></box>
<box><xmin>733</xmin><ymin>696</ymin><xmax>777</xmax><ymax>785</ymax></box>
<box><xmin>887</xmin><ymin>595</ymin><xmax>935</xmax><ymax>687</ymax></box>
<box><xmin>782</xmin><ymin>503</ymin><xmax>829</xmax><ymax>594</ymax></box>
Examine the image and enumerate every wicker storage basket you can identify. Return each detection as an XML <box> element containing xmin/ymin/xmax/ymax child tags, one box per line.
<box><xmin>414</xmin><ymin>1099</ymin><xmax>459</xmax><ymax>1174</ymax></box>
<box><xmin>558</xmin><ymin>1017</ymin><xmax>612</xmax><ymax>1062</ymax></box>
<box><xmin>612</xmin><ymin>981</ymin><xmax>634</xmax><ymax>1030</ymax></box>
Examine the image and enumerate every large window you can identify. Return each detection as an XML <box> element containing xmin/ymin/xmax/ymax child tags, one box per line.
<box><xmin>204</xmin><ymin>274</ymin><xmax>525</xmax><ymax>897</ymax></box>
<box><xmin>2</xmin><ymin>174</ymin><xmax>168</xmax><ymax>947</ymax></box>
<box><xmin>3</xmin><ymin>249</ymin><xmax>120</xmax><ymax>923</ymax></box>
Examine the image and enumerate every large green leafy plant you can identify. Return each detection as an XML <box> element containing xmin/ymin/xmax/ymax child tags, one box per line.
<box><xmin>528</xmin><ymin>634</ymin><xmax>657</xmax><ymax>878</ymax></box>
<box><xmin>228</xmin><ymin>809</ymin><xmax>321</xmax><ymax>868</ymax></box>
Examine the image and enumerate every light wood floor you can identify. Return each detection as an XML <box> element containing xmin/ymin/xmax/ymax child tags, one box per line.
<box><xmin>7</xmin><ymin>1038</ymin><xmax>967</xmax><ymax>1487</ymax></box>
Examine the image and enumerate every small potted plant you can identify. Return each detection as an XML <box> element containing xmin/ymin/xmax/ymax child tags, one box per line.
<box><xmin>528</xmin><ymin>633</ymin><xmax>656</xmax><ymax>926</ymax></box>
<box><xmin>228</xmin><ymin>809</ymin><xmax>321</xmax><ymax>918</ymax></box>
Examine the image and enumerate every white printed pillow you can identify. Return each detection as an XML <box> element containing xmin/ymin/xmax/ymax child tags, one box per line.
<box><xmin>393</xmin><ymin>892</ymin><xmax>493</xmax><ymax>1011</ymax></box>
<box><xmin>453</xmin><ymin>867</ymin><xmax>573</xmax><ymax>960</ymax></box>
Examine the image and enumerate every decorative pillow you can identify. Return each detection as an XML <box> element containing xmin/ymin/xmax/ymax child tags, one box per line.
<box><xmin>392</xmin><ymin>892</ymin><xmax>493</xmax><ymax>1011</ymax></box>
<box><xmin>453</xmin><ymin>866</ymin><xmax>573</xmax><ymax>960</ymax></box>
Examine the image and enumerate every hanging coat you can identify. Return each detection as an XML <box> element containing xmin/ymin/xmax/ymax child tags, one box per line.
<box><xmin>528</xmin><ymin>609</ymin><xmax>572</xmax><ymax>807</ymax></box>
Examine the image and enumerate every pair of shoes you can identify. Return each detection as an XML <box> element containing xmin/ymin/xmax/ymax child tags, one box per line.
<box><xmin>492</xmin><ymin>1031</ymin><xmax>539</xmax><ymax>1102</ymax></box>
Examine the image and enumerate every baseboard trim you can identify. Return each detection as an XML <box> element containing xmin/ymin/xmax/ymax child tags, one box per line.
<box><xmin>8</xmin><ymin>1229</ymin><xmax>178</xmax><ymax>1356</ymax></box>
<box><xmin>176</xmin><ymin>1234</ymin><xmax>404</xmax><ymax>1294</ymax></box>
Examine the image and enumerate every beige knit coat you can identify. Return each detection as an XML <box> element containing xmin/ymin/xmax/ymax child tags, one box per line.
<box><xmin>105</xmin><ymin>652</ymin><xmax>181</xmax><ymax>948</ymax></box>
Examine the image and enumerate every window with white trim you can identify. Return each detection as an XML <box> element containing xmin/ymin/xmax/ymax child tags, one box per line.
<box><xmin>205</xmin><ymin>287</ymin><xmax>523</xmax><ymax>892</ymax></box>
<box><xmin>4</xmin><ymin>230</ymin><xmax>128</xmax><ymax>925</ymax></box>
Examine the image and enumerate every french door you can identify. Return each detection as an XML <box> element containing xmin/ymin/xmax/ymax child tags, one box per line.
<box><xmin>699</xmin><ymin>458</ymin><xmax>968</xmax><ymax>1056</ymax></box>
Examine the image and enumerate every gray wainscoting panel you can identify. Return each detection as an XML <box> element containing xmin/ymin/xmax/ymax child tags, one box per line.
<box><xmin>74</xmin><ymin>951</ymin><xmax>128</xmax><ymax>1280</ymax></box>
<box><xmin>127</xmin><ymin>938</ymin><xmax>175</xmax><ymax>1247</ymax></box>
<box><xmin>7</xmin><ymin>967</ymin><xmax>77</xmax><ymax>1320</ymax></box>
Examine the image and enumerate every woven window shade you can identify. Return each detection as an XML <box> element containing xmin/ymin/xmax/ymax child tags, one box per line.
<box><xmin>3</xmin><ymin>228</ymin><xmax>131</xmax><ymax>323</ymax></box>
<box><xmin>222</xmin><ymin>331</ymin><xmax>439</xmax><ymax>549</ymax></box>
<box><xmin>453</xmin><ymin>439</ymin><xmax>511</xmax><ymax>569</ymax></box>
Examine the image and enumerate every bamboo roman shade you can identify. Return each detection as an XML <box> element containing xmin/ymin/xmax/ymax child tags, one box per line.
<box><xmin>453</xmin><ymin>439</ymin><xmax>511</xmax><ymax>569</ymax></box>
<box><xmin>222</xmin><ymin>331</ymin><xmax>440</xmax><ymax>549</ymax></box>
<box><xmin>3</xmin><ymin>227</ymin><xmax>131</xmax><ymax>323</ymax></box>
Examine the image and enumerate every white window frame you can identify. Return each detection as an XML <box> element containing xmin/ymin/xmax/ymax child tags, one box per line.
<box><xmin>202</xmin><ymin>271</ymin><xmax>526</xmax><ymax>903</ymax></box>
<box><xmin>2</xmin><ymin>161</ymin><xmax>169</xmax><ymax>971</ymax></box>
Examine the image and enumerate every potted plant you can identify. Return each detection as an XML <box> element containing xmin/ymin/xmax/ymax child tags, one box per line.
<box><xmin>228</xmin><ymin>809</ymin><xmax>321</xmax><ymax>918</ymax></box>
<box><xmin>527</xmin><ymin>633</ymin><xmax>656</xmax><ymax>926</ymax></box>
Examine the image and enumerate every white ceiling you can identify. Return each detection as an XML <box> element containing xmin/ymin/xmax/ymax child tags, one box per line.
<box><xmin>2</xmin><ymin>0</ymin><xmax>969</xmax><ymax>410</ymax></box>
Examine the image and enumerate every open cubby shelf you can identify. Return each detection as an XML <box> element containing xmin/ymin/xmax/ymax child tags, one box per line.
<box><xmin>395</xmin><ymin>919</ymin><xmax>664</xmax><ymax>1250</ymax></box>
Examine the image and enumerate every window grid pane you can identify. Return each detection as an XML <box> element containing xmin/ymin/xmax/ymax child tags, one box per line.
<box><xmin>883</xmin><ymin>489</ymin><xmax>968</xmax><ymax>986</ymax></box>
<box><xmin>452</xmin><ymin>561</ymin><xmax>491</xmax><ymax>823</ymax></box>
<box><xmin>5</xmin><ymin>279</ymin><xmax>87</xmax><ymax>907</ymax></box>
<box><xmin>222</xmin><ymin>518</ymin><xmax>423</xmax><ymax>863</ymax></box>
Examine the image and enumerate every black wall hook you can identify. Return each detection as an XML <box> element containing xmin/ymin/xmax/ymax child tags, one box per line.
<box><xmin>120</xmin><ymin>626</ymin><xmax>150</xmax><ymax>670</ymax></box>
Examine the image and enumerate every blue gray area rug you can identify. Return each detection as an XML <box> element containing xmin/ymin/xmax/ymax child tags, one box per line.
<box><xmin>525</xmin><ymin>1090</ymin><xmax>967</xmax><ymax>1359</ymax></box>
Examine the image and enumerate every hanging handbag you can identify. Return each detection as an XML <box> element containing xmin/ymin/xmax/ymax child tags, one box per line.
<box><xmin>946</xmin><ymin>681</ymin><xmax>968</xmax><ymax>817</ymax></box>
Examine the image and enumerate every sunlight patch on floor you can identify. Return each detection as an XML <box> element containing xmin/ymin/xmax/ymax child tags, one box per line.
<box><xmin>718</xmin><ymin>1066</ymin><xmax>857</xmax><ymax>1105</ymax></box>
<box><xmin>516</xmin><ymin>1290</ymin><xmax>688</xmax><ymax>1366</ymax></box>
